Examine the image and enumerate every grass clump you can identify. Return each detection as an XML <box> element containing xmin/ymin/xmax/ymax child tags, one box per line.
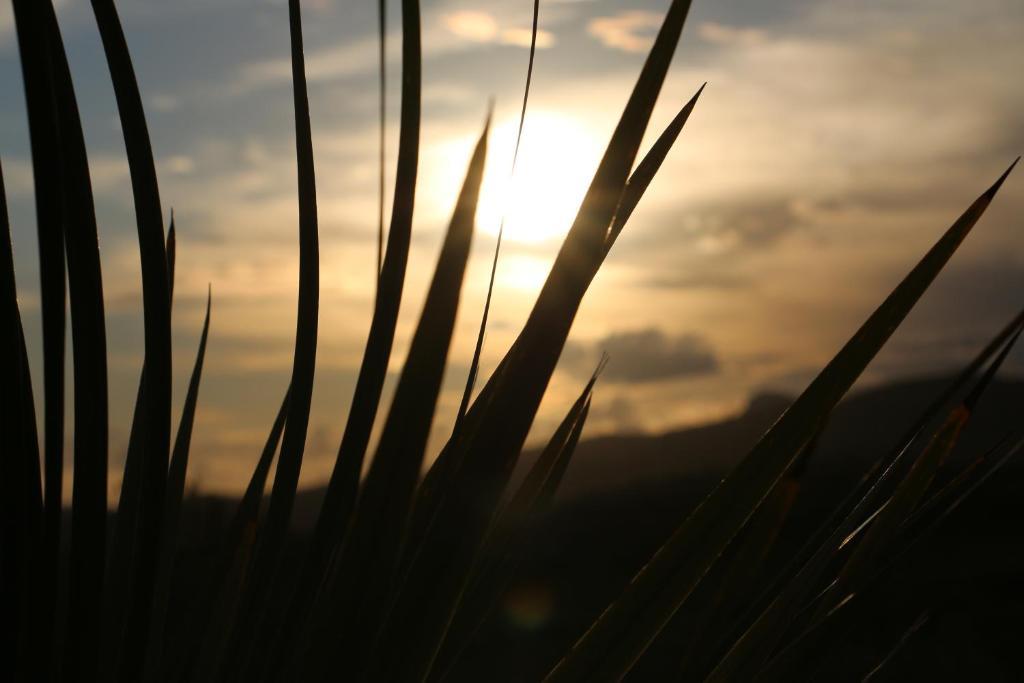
<box><xmin>1</xmin><ymin>0</ymin><xmax>1020</xmax><ymax>681</ymax></box>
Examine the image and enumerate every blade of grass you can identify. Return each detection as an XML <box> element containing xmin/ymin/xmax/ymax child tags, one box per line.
<box><xmin>408</xmin><ymin>83</ymin><xmax>702</xmax><ymax>577</ymax></box>
<box><xmin>166</xmin><ymin>211</ymin><xmax>176</xmax><ymax>303</ymax></box>
<box><xmin>34</xmin><ymin>4</ymin><xmax>112</xmax><ymax>675</ymax></box>
<box><xmin>546</xmin><ymin>159</ymin><xmax>1018</xmax><ymax>682</ymax></box>
<box><xmin>436</xmin><ymin>378</ymin><xmax>596</xmax><ymax>681</ymax></box>
<box><xmin>10</xmin><ymin>4</ymin><xmax>68</xmax><ymax>673</ymax></box>
<box><xmin>395</xmin><ymin>350</ymin><xmax>514</xmax><ymax>593</ymax></box>
<box><xmin>291</xmin><ymin>109</ymin><xmax>491</xmax><ymax>681</ymax></box>
<box><xmin>221</xmin><ymin>0</ymin><xmax>320</xmax><ymax>674</ymax></box>
<box><xmin>815</xmin><ymin>321</ymin><xmax>1023</xmax><ymax>619</ymax></box>
<box><xmin>675</xmin><ymin>433</ymin><xmax>819</xmax><ymax>679</ymax></box>
<box><xmin>144</xmin><ymin>288</ymin><xmax>211</xmax><ymax>679</ymax></box>
<box><xmin>0</xmin><ymin>155</ymin><xmax>43</xmax><ymax>677</ymax></box>
<box><xmin>895</xmin><ymin>436</ymin><xmax>1004</xmax><ymax>540</ymax></box>
<box><xmin>706</xmin><ymin>305</ymin><xmax>1024</xmax><ymax>682</ymax></box>
<box><xmin>101</xmin><ymin>223</ymin><xmax>177</xmax><ymax>679</ymax></box>
<box><xmin>89</xmin><ymin>0</ymin><xmax>173</xmax><ymax>674</ymax></box>
<box><xmin>606</xmin><ymin>83</ymin><xmax>705</xmax><ymax>252</ymax></box>
<box><xmin>266</xmin><ymin>0</ymin><xmax>420</xmax><ymax>674</ymax></box>
<box><xmin>757</xmin><ymin>435</ymin><xmax>1024</xmax><ymax>683</ymax></box>
<box><xmin>454</xmin><ymin>0</ymin><xmax>540</xmax><ymax>434</ymax></box>
<box><xmin>370</xmin><ymin>6</ymin><xmax>696</xmax><ymax>677</ymax></box>
<box><xmin>186</xmin><ymin>388</ymin><xmax>289</xmax><ymax>682</ymax></box>
<box><xmin>376</xmin><ymin>0</ymin><xmax>386</xmax><ymax>285</ymax></box>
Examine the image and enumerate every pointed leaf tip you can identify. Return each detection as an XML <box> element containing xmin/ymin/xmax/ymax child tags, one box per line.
<box><xmin>482</xmin><ymin>103</ymin><xmax>494</xmax><ymax>137</ymax></box>
<box><xmin>987</xmin><ymin>156</ymin><xmax>1019</xmax><ymax>196</ymax></box>
<box><xmin>594</xmin><ymin>352</ymin><xmax>610</xmax><ymax>381</ymax></box>
<box><xmin>963</xmin><ymin>320</ymin><xmax>1023</xmax><ymax>411</ymax></box>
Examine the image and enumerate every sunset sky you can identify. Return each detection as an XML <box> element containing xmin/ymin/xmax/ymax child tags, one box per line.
<box><xmin>2</xmin><ymin>0</ymin><xmax>1022</xmax><ymax>495</ymax></box>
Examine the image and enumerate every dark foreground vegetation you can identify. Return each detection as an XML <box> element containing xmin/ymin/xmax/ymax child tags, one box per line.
<box><xmin>2</xmin><ymin>0</ymin><xmax>1021</xmax><ymax>681</ymax></box>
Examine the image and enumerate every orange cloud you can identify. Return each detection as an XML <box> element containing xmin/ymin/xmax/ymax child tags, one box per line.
<box><xmin>444</xmin><ymin>10</ymin><xmax>555</xmax><ymax>49</ymax></box>
<box><xmin>588</xmin><ymin>11</ymin><xmax>661</xmax><ymax>53</ymax></box>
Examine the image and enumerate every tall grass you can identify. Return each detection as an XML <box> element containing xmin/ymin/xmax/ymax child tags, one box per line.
<box><xmin>2</xmin><ymin>0</ymin><xmax>1020</xmax><ymax>681</ymax></box>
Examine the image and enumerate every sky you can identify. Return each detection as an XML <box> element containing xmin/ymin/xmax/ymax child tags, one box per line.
<box><xmin>2</xmin><ymin>0</ymin><xmax>1022</xmax><ymax>496</ymax></box>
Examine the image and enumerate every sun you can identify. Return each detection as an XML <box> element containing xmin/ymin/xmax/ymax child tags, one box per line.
<box><xmin>474</xmin><ymin>111</ymin><xmax>603</xmax><ymax>245</ymax></box>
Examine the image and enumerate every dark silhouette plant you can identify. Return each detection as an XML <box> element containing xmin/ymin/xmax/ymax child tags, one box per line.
<box><xmin>1</xmin><ymin>0</ymin><xmax>1020</xmax><ymax>681</ymax></box>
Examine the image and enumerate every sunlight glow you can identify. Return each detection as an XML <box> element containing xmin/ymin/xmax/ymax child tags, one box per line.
<box><xmin>475</xmin><ymin>111</ymin><xmax>603</xmax><ymax>245</ymax></box>
<box><xmin>497</xmin><ymin>253</ymin><xmax>550</xmax><ymax>291</ymax></box>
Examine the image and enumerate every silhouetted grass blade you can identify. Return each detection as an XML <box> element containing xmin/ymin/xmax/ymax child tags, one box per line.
<box><xmin>10</xmin><ymin>4</ymin><xmax>68</xmax><ymax>672</ymax></box>
<box><xmin>102</xmin><ymin>225</ymin><xmax>177</xmax><ymax>679</ymax></box>
<box><xmin>455</xmin><ymin>0</ymin><xmax>540</xmax><ymax>432</ymax></box>
<box><xmin>607</xmin><ymin>83</ymin><xmax>704</xmax><ymax>250</ymax></box>
<box><xmin>436</xmin><ymin>379</ymin><xmax>595</xmax><ymax>681</ymax></box>
<box><xmin>33</xmin><ymin>3</ymin><xmax>113</xmax><ymax>675</ymax></box>
<box><xmin>188</xmin><ymin>388</ymin><xmax>289</xmax><ymax>682</ymax></box>
<box><xmin>546</xmin><ymin>160</ymin><xmax>1017</xmax><ymax>682</ymax></box>
<box><xmin>304</xmin><ymin>109</ymin><xmax>489</xmax><ymax>680</ymax></box>
<box><xmin>508</xmin><ymin>370</ymin><xmax>599</xmax><ymax>518</ymax></box>
<box><xmin>817</xmin><ymin>321</ymin><xmax>1022</xmax><ymax>618</ymax></box>
<box><xmin>376</xmin><ymin>0</ymin><xmax>386</xmax><ymax>284</ymax></box>
<box><xmin>144</xmin><ymin>288</ymin><xmax>211</xmax><ymax>679</ymax></box>
<box><xmin>371</xmin><ymin>4</ymin><xmax>694</xmax><ymax>678</ymax></box>
<box><xmin>707</xmin><ymin>305</ymin><xmax>1024</xmax><ymax>682</ymax></box>
<box><xmin>896</xmin><ymin>437</ymin><xmax>1004</xmax><ymax>542</ymax></box>
<box><xmin>759</xmin><ymin>435</ymin><xmax>1023</xmax><ymax>682</ymax></box>
<box><xmin>224</xmin><ymin>0</ymin><xmax>321</xmax><ymax>675</ymax></box>
<box><xmin>0</xmin><ymin>154</ymin><xmax>43</xmax><ymax>677</ymax></box>
<box><xmin>167</xmin><ymin>212</ymin><xmax>176</xmax><ymax>304</ymax></box>
<box><xmin>271</xmin><ymin>0</ymin><xmax>421</xmax><ymax>676</ymax></box>
<box><xmin>675</xmin><ymin>433</ymin><xmax>817</xmax><ymax>679</ymax></box>
<box><xmin>89</xmin><ymin>0</ymin><xmax>173</xmax><ymax>674</ymax></box>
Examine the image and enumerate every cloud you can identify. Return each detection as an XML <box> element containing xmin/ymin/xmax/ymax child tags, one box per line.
<box><xmin>564</xmin><ymin>329</ymin><xmax>720</xmax><ymax>383</ymax></box>
<box><xmin>443</xmin><ymin>10</ymin><xmax>555</xmax><ymax>48</ymax></box>
<box><xmin>629</xmin><ymin>200</ymin><xmax>799</xmax><ymax>255</ymax></box>
<box><xmin>642</xmin><ymin>271</ymin><xmax>750</xmax><ymax>291</ymax></box>
<box><xmin>500</xmin><ymin>27</ymin><xmax>556</xmax><ymax>49</ymax></box>
<box><xmin>587</xmin><ymin>11</ymin><xmax>661</xmax><ymax>53</ymax></box>
<box><xmin>445</xmin><ymin>10</ymin><xmax>500</xmax><ymax>42</ymax></box>
<box><xmin>698</xmin><ymin>22</ymin><xmax>769</xmax><ymax>47</ymax></box>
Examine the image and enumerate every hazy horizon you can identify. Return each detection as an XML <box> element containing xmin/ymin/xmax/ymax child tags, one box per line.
<box><xmin>2</xmin><ymin>0</ymin><xmax>1022</xmax><ymax>496</ymax></box>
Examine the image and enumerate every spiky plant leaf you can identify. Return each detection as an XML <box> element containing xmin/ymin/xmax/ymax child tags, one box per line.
<box><xmin>10</xmin><ymin>4</ymin><xmax>68</xmax><ymax>671</ymax></box>
<box><xmin>89</xmin><ymin>0</ymin><xmax>173</xmax><ymax>674</ymax></box>
<box><xmin>757</xmin><ymin>436</ymin><xmax>1024</xmax><ymax>683</ymax></box>
<box><xmin>224</xmin><ymin>0</ymin><xmax>320</xmax><ymax>673</ymax></box>
<box><xmin>0</xmin><ymin>155</ymin><xmax>43</xmax><ymax>677</ymax></box>
<box><xmin>187</xmin><ymin>389</ymin><xmax>289</xmax><ymax>682</ymax></box>
<box><xmin>707</xmin><ymin>305</ymin><xmax>1024</xmax><ymax>682</ymax></box>
<box><xmin>455</xmin><ymin>0</ymin><xmax>541</xmax><ymax>432</ymax></box>
<box><xmin>816</xmin><ymin>322</ymin><xmax>1022</xmax><ymax>618</ymax></box>
<box><xmin>436</xmin><ymin>378</ymin><xmax>595</xmax><ymax>681</ymax></box>
<box><xmin>546</xmin><ymin>160</ymin><xmax>1017</xmax><ymax>682</ymax></box>
<box><xmin>370</xmin><ymin>5</ymin><xmax>696</xmax><ymax>676</ymax></box>
<box><xmin>675</xmin><ymin>433</ymin><xmax>818</xmax><ymax>679</ymax></box>
<box><xmin>376</xmin><ymin>0</ymin><xmax>386</xmax><ymax>283</ymax></box>
<box><xmin>293</xmin><ymin>0</ymin><xmax>423</xmax><ymax>635</ymax></box>
<box><xmin>30</xmin><ymin>5</ymin><xmax>112</xmax><ymax>675</ymax></box>
<box><xmin>102</xmin><ymin>223</ymin><xmax>177</xmax><ymax>678</ymax></box>
<box><xmin>606</xmin><ymin>83</ymin><xmax>705</xmax><ymax>251</ymax></box>
<box><xmin>291</xmin><ymin>110</ymin><xmax>491</xmax><ymax>680</ymax></box>
<box><xmin>145</xmin><ymin>288</ymin><xmax>212</xmax><ymax>679</ymax></box>
<box><xmin>410</xmin><ymin>82</ymin><xmax>701</xmax><ymax>572</ymax></box>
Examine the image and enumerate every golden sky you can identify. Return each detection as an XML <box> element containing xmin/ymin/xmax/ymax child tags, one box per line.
<box><xmin>2</xmin><ymin>0</ymin><xmax>1022</xmax><ymax>495</ymax></box>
